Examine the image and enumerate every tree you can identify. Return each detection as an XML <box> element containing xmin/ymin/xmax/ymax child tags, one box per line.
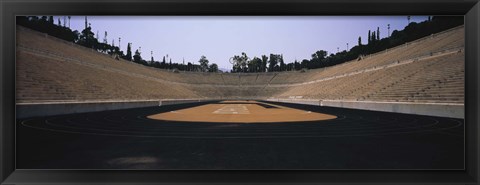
<box><xmin>40</xmin><ymin>16</ymin><xmax>47</xmax><ymax>23</ymax></box>
<box><xmin>198</xmin><ymin>55</ymin><xmax>209</xmax><ymax>72</ymax></box>
<box><xmin>133</xmin><ymin>49</ymin><xmax>142</xmax><ymax>63</ymax></box>
<box><xmin>358</xmin><ymin>36</ymin><xmax>362</xmax><ymax>46</ymax></box>
<box><xmin>78</xmin><ymin>25</ymin><xmax>96</xmax><ymax>49</ymax></box>
<box><xmin>230</xmin><ymin>52</ymin><xmax>249</xmax><ymax>72</ymax></box>
<box><xmin>367</xmin><ymin>30</ymin><xmax>372</xmax><ymax>44</ymax></box>
<box><xmin>372</xmin><ymin>31</ymin><xmax>376</xmax><ymax>42</ymax></box>
<box><xmin>125</xmin><ymin>43</ymin><xmax>132</xmax><ymax>61</ymax></box>
<box><xmin>48</xmin><ymin>16</ymin><xmax>54</xmax><ymax>25</ymax></box>
<box><xmin>312</xmin><ymin>50</ymin><xmax>327</xmax><ymax>60</ymax></box>
<box><xmin>248</xmin><ymin>57</ymin><xmax>262</xmax><ymax>72</ymax></box>
<box><xmin>310</xmin><ymin>50</ymin><xmax>327</xmax><ymax>68</ymax></box>
<box><xmin>239</xmin><ymin>52</ymin><xmax>248</xmax><ymax>72</ymax></box>
<box><xmin>72</xmin><ymin>30</ymin><xmax>80</xmax><ymax>43</ymax></box>
<box><xmin>161</xmin><ymin>56</ymin><xmax>166</xmax><ymax>68</ymax></box>
<box><xmin>152</xmin><ymin>61</ymin><xmax>161</xmax><ymax>68</ymax></box>
<box><xmin>279</xmin><ymin>54</ymin><xmax>285</xmax><ymax>71</ymax></box>
<box><xmin>208</xmin><ymin>63</ymin><xmax>219</xmax><ymax>72</ymax></box>
<box><xmin>231</xmin><ymin>56</ymin><xmax>242</xmax><ymax>73</ymax></box>
<box><xmin>377</xmin><ymin>27</ymin><xmax>380</xmax><ymax>40</ymax></box>
<box><xmin>301</xmin><ymin>59</ymin><xmax>310</xmax><ymax>69</ymax></box>
<box><xmin>261</xmin><ymin>55</ymin><xmax>268</xmax><ymax>72</ymax></box>
<box><xmin>187</xmin><ymin>62</ymin><xmax>193</xmax><ymax>71</ymax></box>
<box><xmin>268</xmin><ymin>54</ymin><xmax>279</xmax><ymax>72</ymax></box>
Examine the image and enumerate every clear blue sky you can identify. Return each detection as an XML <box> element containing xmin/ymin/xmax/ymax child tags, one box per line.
<box><xmin>56</xmin><ymin>16</ymin><xmax>428</xmax><ymax>70</ymax></box>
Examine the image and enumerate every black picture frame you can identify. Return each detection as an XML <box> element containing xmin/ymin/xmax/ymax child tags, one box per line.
<box><xmin>1</xmin><ymin>0</ymin><xmax>479</xmax><ymax>184</ymax></box>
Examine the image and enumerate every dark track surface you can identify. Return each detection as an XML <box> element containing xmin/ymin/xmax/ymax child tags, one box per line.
<box><xmin>17</xmin><ymin>101</ymin><xmax>464</xmax><ymax>169</ymax></box>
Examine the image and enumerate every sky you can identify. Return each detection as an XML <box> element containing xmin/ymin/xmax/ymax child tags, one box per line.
<box><xmin>55</xmin><ymin>16</ymin><xmax>428</xmax><ymax>70</ymax></box>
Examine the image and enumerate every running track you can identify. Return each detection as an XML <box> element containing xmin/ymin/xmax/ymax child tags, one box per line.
<box><xmin>16</xmin><ymin>101</ymin><xmax>464</xmax><ymax>169</ymax></box>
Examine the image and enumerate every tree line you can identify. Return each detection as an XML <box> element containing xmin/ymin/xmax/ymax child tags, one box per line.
<box><xmin>17</xmin><ymin>16</ymin><xmax>463</xmax><ymax>73</ymax></box>
<box><xmin>17</xmin><ymin>16</ymin><xmax>219</xmax><ymax>73</ymax></box>
<box><xmin>229</xmin><ymin>16</ymin><xmax>463</xmax><ymax>73</ymax></box>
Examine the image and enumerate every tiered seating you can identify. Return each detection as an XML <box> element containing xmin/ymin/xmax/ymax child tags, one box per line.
<box><xmin>277</xmin><ymin>52</ymin><xmax>464</xmax><ymax>103</ymax></box>
<box><xmin>255</xmin><ymin>73</ymin><xmax>276</xmax><ymax>84</ymax></box>
<box><xmin>220</xmin><ymin>74</ymin><xmax>241</xmax><ymax>85</ymax></box>
<box><xmin>17</xmin><ymin>28</ymin><xmax>186</xmax><ymax>84</ymax></box>
<box><xmin>16</xmin><ymin>51</ymin><xmax>199</xmax><ymax>102</ymax></box>
<box><xmin>16</xmin><ymin>25</ymin><xmax>465</xmax><ymax>104</ymax></box>
<box><xmin>269</xmin><ymin>72</ymin><xmax>312</xmax><ymax>84</ymax></box>
<box><xmin>366</xmin><ymin>54</ymin><xmax>464</xmax><ymax>103</ymax></box>
<box><xmin>178</xmin><ymin>72</ymin><xmax>224</xmax><ymax>85</ymax></box>
<box><xmin>238</xmin><ymin>74</ymin><xmax>258</xmax><ymax>85</ymax></box>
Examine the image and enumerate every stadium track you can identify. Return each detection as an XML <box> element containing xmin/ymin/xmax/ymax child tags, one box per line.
<box><xmin>17</xmin><ymin>101</ymin><xmax>464</xmax><ymax>169</ymax></box>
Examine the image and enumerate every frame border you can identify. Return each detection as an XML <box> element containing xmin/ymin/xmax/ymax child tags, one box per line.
<box><xmin>1</xmin><ymin>0</ymin><xmax>479</xmax><ymax>184</ymax></box>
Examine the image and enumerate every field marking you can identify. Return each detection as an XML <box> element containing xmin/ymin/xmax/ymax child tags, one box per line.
<box><xmin>213</xmin><ymin>104</ymin><xmax>250</xmax><ymax>114</ymax></box>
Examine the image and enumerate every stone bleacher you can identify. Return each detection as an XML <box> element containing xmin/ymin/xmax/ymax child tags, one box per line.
<box><xmin>16</xmin><ymin>25</ymin><xmax>465</xmax><ymax>104</ymax></box>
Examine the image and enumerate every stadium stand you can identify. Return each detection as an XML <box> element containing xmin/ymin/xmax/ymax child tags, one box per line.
<box><xmin>16</xmin><ymin>25</ymin><xmax>464</xmax><ymax>104</ymax></box>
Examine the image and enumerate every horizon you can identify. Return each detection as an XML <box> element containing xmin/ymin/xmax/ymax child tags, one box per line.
<box><xmin>54</xmin><ymin>16</ymin><xmax>429</xmax><ymax>70</ymax></box>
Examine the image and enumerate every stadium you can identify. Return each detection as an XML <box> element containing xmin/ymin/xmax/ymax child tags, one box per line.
<box><xmin>16</xmin><ymin>18</ymin><xmax>464</xmax><ymax>169</ymax></box>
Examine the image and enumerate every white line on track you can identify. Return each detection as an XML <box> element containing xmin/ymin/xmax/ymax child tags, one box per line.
<box><xmin>213</xmin><ymin>104</ymin><xmax>250</xmax><ymax>114</ymax></box>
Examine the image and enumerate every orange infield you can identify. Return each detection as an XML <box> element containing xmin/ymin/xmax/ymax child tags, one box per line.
<box><xmin>147</xmin><ymin>100</ymin><xmax>337</xmax><ymax>123</ymax></box>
